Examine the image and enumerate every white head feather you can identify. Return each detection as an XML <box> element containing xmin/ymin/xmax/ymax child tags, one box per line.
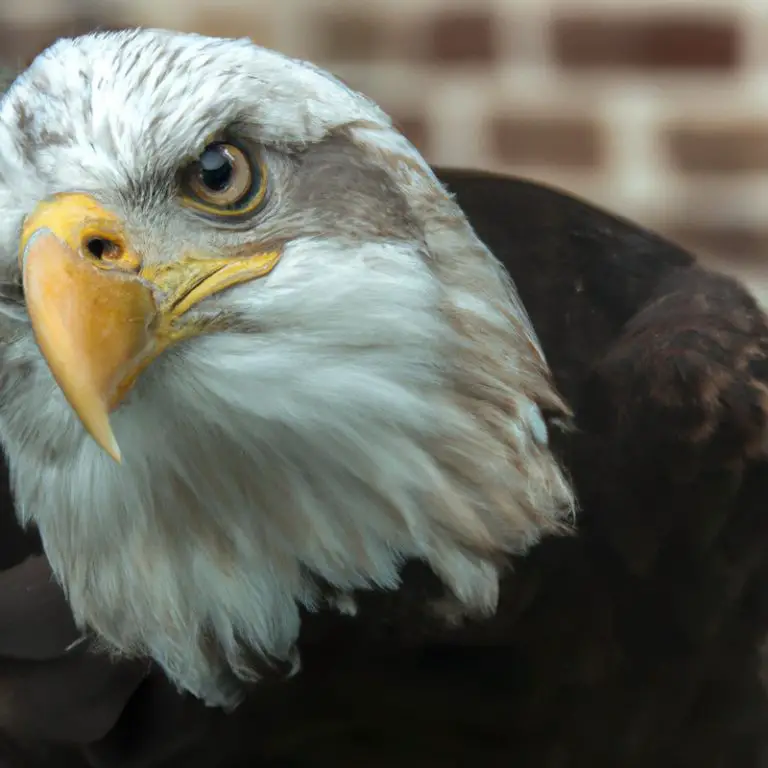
<box><xmin>0</xmin><ymin>29</ymin><xmax>573</xmax><ymax>706</ymax></box>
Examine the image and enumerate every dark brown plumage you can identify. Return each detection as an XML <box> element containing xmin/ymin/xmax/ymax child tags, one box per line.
<box><xmin>2</xmin><ymin>168</ymin><xmax>768</xmax><ymax>768</ymax></box>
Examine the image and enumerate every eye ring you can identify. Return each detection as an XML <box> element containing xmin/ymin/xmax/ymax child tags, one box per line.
<box><xmin>180</xmin><ymin>141</ymin><xmax>266</xmax><ymax>216</ymax></box>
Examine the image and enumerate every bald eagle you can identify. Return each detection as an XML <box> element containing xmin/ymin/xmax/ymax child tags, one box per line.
<box><xmin>1</xmin><ymin>28</ymin><xmax>768</xmax><ymax>768</ymax></box>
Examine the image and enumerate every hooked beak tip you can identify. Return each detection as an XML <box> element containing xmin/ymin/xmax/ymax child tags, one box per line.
<box><xmin>104</xmin><ymin>434</ymin><xmax>123</xmax><ymax>464</ymax></box>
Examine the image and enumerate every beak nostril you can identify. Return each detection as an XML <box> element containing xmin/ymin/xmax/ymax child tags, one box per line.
<box><xmin>84</xmin><ymin>237</ymin><xmax>121</xmax><ymax>261</ymax></box>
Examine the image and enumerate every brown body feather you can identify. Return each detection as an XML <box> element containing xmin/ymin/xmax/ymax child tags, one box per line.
<box><xmin>2</xmin><ymin>168</ymin><xmax>768</xmax><ymax>767</ymax></box>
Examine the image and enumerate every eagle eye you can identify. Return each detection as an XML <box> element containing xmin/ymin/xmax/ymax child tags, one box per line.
<box><xmin>180</xmin><ymin>142</ymin><xmax>266</xmax><ymax>216</ymax></box>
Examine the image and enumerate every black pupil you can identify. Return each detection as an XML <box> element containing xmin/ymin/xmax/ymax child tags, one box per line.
<box><xmin>199</xmin><ymin>146</ymin><xmax>233</xmax><ymax>192</ymax></box>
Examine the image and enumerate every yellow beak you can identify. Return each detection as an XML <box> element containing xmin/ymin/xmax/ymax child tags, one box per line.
<box><xmin>20</xmin><ymin>193</ymin><xmax>281</xmax><ymax>462</ymax></box>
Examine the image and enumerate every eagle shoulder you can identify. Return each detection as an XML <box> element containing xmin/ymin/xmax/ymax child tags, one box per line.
<box><xmin>577</xmin><ymin>265</ymin><xmax>768</xmax><ymax>576</ymax></box>
<box><xmin>586</xmin><ymin>267</ymin><xmax>768</xmax><ymax>464</ymax></box>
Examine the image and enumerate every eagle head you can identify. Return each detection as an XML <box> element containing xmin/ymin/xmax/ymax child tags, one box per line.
<box><xmin>0</xmin><ymin>29</ymin><xmax>573</xmax><ymax>706</ymax></box>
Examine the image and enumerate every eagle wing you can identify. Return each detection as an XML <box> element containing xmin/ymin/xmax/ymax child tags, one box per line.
<box><xmin>245</xmin><ymin>171</ymin><xmax>768</xmax><ymax>768</ymax></box>
<box><xmin>439</xmin><ymin>169</ymin><xmax>768</xmax><ymax>767</ymax></box>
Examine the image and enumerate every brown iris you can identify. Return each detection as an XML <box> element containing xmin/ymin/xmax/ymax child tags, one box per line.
<box><xmin>181</xmin><ymin>142</ymin><xmax>266</xmax><ymax>215</ymax></box>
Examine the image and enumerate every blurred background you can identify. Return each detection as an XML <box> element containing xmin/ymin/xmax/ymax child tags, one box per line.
<box><xmin>0</xmin><ymin>0</ymin><xmax>767</xmax><ymax>300</ymax></box>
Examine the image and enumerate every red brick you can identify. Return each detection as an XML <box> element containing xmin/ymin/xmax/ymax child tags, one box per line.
<box><xmin>421</xmin><ymin>11</ymin><xmax>498</xmax><ymax>65</ymax></box>
<box><xmin>180</xmin><ymin>11</ymin><xmax>275</xmax><ymax>47</ymax></box>
<box><xmin>489</xmin><ymin>115</ymin><xmax>603</xmax><ymax>169</ymax></box>
<box><xmin>664</xmin><ymin>122</ymin><xmax>768</xmax><ymax>174</ymax></box>
<box><xmin>310</xmin><ymin>11</ymin><xmax>389</xmax><ymax>62</ymax></box>
<box><xmin>552</xmin><ymin>15</ymin><xmax>740</xmax><ymax>72</ymax></box>
<box><xmin>392</xmin><ymin>115</ymin><xmax>432</xmax><ymax>157</ymax></box>
<box><xmin>667</xmin><ymin>225</ymin><xmax>768</xmax><ymax>263</ymax></box>
<box><xmin>0</xmin><ymin>17</ymin><xmax>124</xmax><ymax>69</ymax></box>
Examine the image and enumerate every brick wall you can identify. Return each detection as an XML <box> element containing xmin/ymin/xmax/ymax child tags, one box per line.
<box><xmin>1</xmin><ymin>0</ymin><xmax>768</xmax><ymax>299</ymax></box>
